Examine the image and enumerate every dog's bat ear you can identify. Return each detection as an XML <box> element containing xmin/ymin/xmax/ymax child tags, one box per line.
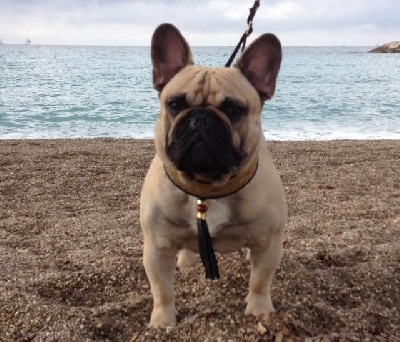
<box><xmin>151</xmin><ymin>23</ymin><xmax>193</xmax><ymax>92</ymax></box>
<box><xmin>235</xmin><ymin>34</ymin><xmax>282</xmax><ymax>101</ymax></box>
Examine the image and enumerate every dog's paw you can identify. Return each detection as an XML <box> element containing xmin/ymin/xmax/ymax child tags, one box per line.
<box><xmin>245</xmin><ymin>292</ymin><xmax>274</xmax><ymax>317</ymax></box>
<box><xmin>177</xmin><ymin>249</ymin><xmax>197</xmax><ymax>269</ymax></box>
<box><xmin>149</xmin><ymin>304</ymin><xmax>177</xmax><ymax>328</ymax></box>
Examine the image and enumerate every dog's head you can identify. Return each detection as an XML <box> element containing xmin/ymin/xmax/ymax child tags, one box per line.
<box><xmin>151</xmin><ymin>23</ymin><xmax>281</xmax><ymax>187</ymax></box>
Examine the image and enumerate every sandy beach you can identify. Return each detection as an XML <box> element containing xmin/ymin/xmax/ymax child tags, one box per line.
<box><xmin>0</xmin><ymin>138</ymin><xmax>399</xmax><ymax>341</ymax></box>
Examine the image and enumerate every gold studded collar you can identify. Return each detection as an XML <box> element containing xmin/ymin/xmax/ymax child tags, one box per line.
<box><xmin>164</xmin><ymin>159</ymin><xmax>258</xmax><ymax>200</ymax></box>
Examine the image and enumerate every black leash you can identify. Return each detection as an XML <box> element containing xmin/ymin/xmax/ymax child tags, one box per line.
<box><xmin>225</xmin><ymin>0</ymin><xmax>261</xmax><ymax>67</ymax></box>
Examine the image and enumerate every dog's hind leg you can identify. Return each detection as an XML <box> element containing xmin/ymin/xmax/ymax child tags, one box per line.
<box><xmin>177</xmin><ymin>249</ymin><xmax>197</xmax><ymax>269</ymax></box>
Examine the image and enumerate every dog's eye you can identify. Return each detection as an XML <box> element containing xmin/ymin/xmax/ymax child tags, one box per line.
<box><xmin>168</xmin><ymin>100</ymin><xmax>184</xmax><ymax>111</ymax></box>
<box><xmin>220</xmin><ymin>99</ymin><xmax>247</xmax><ymax>122</ymax></box>
<box><xmin>167</xmin><ymin>95</ymin><xmax>187</xmax><ymax>114</ymax></box>
<box><xmin>227</xmin><ymin>105</ymin><xmax>245</xmax><ymax>118</ymax></box>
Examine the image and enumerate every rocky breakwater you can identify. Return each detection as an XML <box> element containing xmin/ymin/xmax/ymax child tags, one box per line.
<box><xmin>370</xmin><ymin>41</ymin><xmax>400</xmax><ymax>53</ymax></box>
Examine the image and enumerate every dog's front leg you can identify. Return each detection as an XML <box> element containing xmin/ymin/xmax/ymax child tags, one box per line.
<box><xmin>245</xmin><ymin>231</ymin><xmax>284</xmax><ymax>317</ymax></box>
<box><xmin>143</xmin><ymin>238</ymin><xmax>177</xmax><ymax>327</ymax></box>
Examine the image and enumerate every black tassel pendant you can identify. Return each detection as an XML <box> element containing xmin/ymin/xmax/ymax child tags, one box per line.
<box><xmin>196</xmin><ymin>199</ymin><xmax>220</xmax><ymax>280</ymax></box>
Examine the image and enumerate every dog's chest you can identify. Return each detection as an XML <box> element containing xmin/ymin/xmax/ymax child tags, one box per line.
<box><xmin>197</xmin><ymin>200</ymin><xmax>231</xmax><ymax>236</ymax></box>
<box><xmin>165</xmin><ymin>196</ymin><xmax>253</xmax><ymax>253</ymax></box>
<box><xmin>183</xmin><ymin>198</ymin><xmax>251</xmax><ymax>253</ymax></box>
<box><xmin>174</xmin><ymin>198</ymin><xmax>232</xmax><ymax>236</ymax></box>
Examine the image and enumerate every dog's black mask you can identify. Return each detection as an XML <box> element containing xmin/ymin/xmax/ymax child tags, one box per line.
<box><xmin>166</xmin><ymin>108</ymin><xmax>242</xmax><ymax>181</ymax></box>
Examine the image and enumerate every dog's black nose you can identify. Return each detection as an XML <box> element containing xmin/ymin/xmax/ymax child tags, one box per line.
<box><xmin>188</xmin><ymin>109</ymin><xmax>218</xmax><ymax>130</ymax></box>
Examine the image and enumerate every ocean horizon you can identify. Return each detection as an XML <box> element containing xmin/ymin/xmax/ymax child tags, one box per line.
<box><xmin>1</xmin><ymin>44</ymin><xmax>399</xmax><ymax>140</ymax></box>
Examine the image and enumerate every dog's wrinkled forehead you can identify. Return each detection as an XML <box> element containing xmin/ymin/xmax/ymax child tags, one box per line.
<box><xmin>162</xmin><ymin>65</ymin><xmax>260</xmax><ymax>108</ymax></box>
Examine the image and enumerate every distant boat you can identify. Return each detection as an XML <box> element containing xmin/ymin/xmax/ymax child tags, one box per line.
<box><xmin>25</xmin><ymin>39</ymin><xmax>31</xmax><ymax>45</ymax></box>
<box><xmin>0</xmin><ymin>38</ymin><xmax>4</xmax><ymax>45</ymax></box>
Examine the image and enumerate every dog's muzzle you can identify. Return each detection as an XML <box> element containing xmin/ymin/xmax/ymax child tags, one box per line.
<box><xmin>166</xmin><ymin>108</ymin><xmax>242</xmax><ymax>181</ymax></box>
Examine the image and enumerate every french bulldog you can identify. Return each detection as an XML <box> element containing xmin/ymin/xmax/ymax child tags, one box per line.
<box><xmin>140</xmin><ymin>23</ymin><xmax>287</xmax><ymax>327</ymax></box>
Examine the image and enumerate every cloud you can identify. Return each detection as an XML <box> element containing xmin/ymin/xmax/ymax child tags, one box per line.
<box><xmin>0</xmin><ymin>0</ymin><xmax>399</xmax><ymax>45</ymax></box>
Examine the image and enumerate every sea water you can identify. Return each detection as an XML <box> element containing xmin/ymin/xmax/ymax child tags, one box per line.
<box><xmin>0</xmin><ymin>44</ymin><xmax>399</xmax><ymax>140</ymax></box>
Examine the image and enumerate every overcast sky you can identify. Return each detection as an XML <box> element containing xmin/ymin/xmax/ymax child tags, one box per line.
<box><xmin>1</xmin><ymin>0</ymin><xmax>399</xmax><ymax>46</ymax></box>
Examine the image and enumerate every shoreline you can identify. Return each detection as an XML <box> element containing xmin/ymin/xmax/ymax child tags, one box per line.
<box><xmin>1</xmin><ymin>137</ymin><xmax>399</xmax><ymax>141</ymax></box>
<box><xmin>1</xmin><ymin>139</ymin><xmax>399</xmax><ymax>340</ymax></box>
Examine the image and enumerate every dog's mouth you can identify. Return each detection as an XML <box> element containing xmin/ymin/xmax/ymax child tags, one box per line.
<box><xmin>166</xmin><ymin>109</ymin><xmax>243</xmax><ymax>184</ymax></box>
<box><xmin>175</xmin><ymin>140</ymin><xmax>238</xmax><ymax>184</ymax></box>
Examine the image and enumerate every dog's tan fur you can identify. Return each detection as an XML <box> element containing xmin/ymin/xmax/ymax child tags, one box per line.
<box><xmin>140</xmin><ymin>23</ymin><xmax>287</xmax><ymax>327</ymax></box>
